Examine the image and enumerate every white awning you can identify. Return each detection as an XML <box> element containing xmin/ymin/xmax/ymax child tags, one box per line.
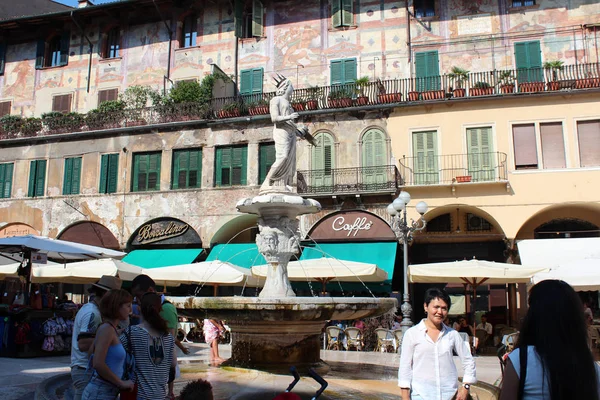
<box><xmin>518</xmin><ymin>238</ymin><xmax>600</xmax><ymax>267</ymax></box>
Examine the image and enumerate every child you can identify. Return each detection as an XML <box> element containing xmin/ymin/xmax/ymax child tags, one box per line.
<box><xmin>178</xmin><ymin>379</ymin><xmax>213</xmax><ymax>400</ymax></box>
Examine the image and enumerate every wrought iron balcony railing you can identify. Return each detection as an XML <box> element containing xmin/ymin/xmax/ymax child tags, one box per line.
<box><xmin>1</xmin><ymin>62</ymin><xmax>599</xmax><ymax>140</ymax></box>
<box><xmin>297</xmin><ymin>165</ymin><xmax>402</xmax><ymax>195</ymax></box>
<box><xmin>398</xmin><ymin>152</ymin><xmax>508</xmax><ymax>186</ymax></box>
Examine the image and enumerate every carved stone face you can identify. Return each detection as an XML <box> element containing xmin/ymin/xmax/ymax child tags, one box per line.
<box><xmin>262</xmin><ymin>231</ymin><xmax>279</xmax><ymax>252</ymax></box>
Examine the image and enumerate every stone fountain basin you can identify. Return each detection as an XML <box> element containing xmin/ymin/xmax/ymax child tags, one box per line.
<box><xmin>167</xmin><ymin>296</ymin><xmax>398</xmax><ymax>322</ymax></box>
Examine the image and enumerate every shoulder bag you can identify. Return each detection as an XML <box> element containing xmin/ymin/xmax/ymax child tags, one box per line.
<box><xmin>120</xmin><ymin>326</ymin><xmax>138</xmax><ymax>400</ymax></box>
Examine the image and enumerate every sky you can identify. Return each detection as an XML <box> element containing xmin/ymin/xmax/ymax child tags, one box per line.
<box><xmin>54</xmin><ymin>0</ymin><xmax>120</xmax><ymax>7</ymax></box>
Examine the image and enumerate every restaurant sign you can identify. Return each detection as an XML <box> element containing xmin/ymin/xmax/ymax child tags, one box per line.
<box><xmin>130</xmin><ymin>218</ymin><xmax>201</xmax><ymax>247</ymax></box>
<box><xmin>309</xmin><ymin>210</ymin><xmax>396</xmax><ymax>241</ymax></box>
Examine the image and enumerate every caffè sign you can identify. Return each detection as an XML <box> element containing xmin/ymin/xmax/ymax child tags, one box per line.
<box><xmin>309</xmin><ymin>210</ymin><xmax>396</xmax><ymax>241</ymax></box>
<box><xmin>130</xmin><ymin>218</ymin><xmax>201</xmax><ymax>247</ymax></box>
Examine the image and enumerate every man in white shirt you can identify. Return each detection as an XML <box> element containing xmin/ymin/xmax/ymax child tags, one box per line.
<box><xmin>70</xmin><ymin>276</ymin><xmax>122</xmax><ymax>400</ymax></box>
<box><xmin>476</xmin><ymin>314</ymin><xmax>493</xmax><ymax>335</ymax></box>
<box><xmin>398</xmin><ymin>288</ymin><xmax>476</xmax><ymax>400</ymax></box>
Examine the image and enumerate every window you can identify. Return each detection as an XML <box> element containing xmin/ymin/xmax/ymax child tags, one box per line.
<box><xmin>511</xmin><ymin>0</ymin><xmax>535</xmax><ymax>7</ymax></box>
<box><xmin>466</xmin><ymin>213</ymin><xmax>492</xmax><ymax>232</ymax></box>
<box><xmin>172</xmin><ymin>149</ymin><xmax>202</xmax><ymax>189</ymax></box>
<box><xmin>63</xmin><ymin>157</ymin><xmax>82</xmax><ymax>195</ymax></box>
<box><xmin>181</xmin><ymin>14</ymin><xmax>198</xmax><ymax>48</ymax></box>
<box><xmin>415</xmin><ymin>51</ymin><xmax>440</xmax><ymax>92</ymax></box>
<box><xmin>0</xmin><ymin>101</ymin><xmax>11</xmax><ymax>117</ymax></box>
<box><xmin>259</xmin><ymin>143</ymin><xmax>276</xmax><ymax>184</ymax></box>
<box><xmin>426</xmin><ymin>213</ymin><xmax>452</xmax><ymax>232</ymax></box>
<box><xmin>52</xmin><ymin>94</ymin><xmax>72</xmax><ymax>113</ymax></box>
<box><xmin>512</xmin><ymin>124</ymin><xmax>537</xmax><ymax>169</ymax></box>
<box><xmin>414</xmin><ymin>0</ymin><xmax>435</xmax><ymax>18</ymax></box>
<box><xmin>99</xmin><ymin>153</ymin><xmax>119</xmax><ymax>194</ymax></box>
<box><xmin>331</xmin><ymin>0</ymin><xmax>353</xmax><ymax>28</ymax></box>
<box><xmin>466</xmin><ymin>127</ymin><xmax>495</xmax><ymax>182</ymax></box>
<box><xmin>330</xmin><ymin>58</ymin><xmax>357</xmax><ymax>86</ymax></box>
<box><xmin>577</xmin><ymin>120</ymin><xmax>600</xmax><ymax>167</ymax></box>
<box><xmin>540</xmin><ymin>122</ymin><xmax>566</xmax><ymax>169</ymax></box>
<box><xmin>0</xmin><ymin>42</ymin><xmax>6</xmax><ymax>75</ymax></box>
<box><xmin>0</xmin><ymin>163</ymin><xmax>13</xmax><ymax>199</ymax></box>
<box><xmin>35</xmin><ymin>31</ymin><xmax>70</xmax><ymax>69</ymax></box>
<box><xmin>240</xmin><ymin>68</ymin><xmax>264</xmax><ymax>95</ymax></box>
<box><xmin>412</xmin><ymin>130</ymin><xmax>438</xmax><ymax>184</ymax></box>
<box><xmin>98</xmin><ymin>89</ymin><xmax>118</xmax><ymax>106</ymax></box>
<box><xmin>132</xmin><ymin>152</ymin><xmax>161</xmax><ymax>192</ymax></box>
<box><xmin>28</xmin><ymin>160</ymin><xmax>47</xmax><ymax>197</ymax></box>
<box><xmin>311</xmin><ymin>133</ymin><xmax>334</xmax><ymax>188</ymax></box>
<box><xmin>103</xmin><ymin>27</ymin><xmax>120</xmax><ymax>58</ymax></box>
<box><xmin>215</xmin><ymin>146</ymin><xmax>247</xmax><ymax>186</ymax></box>
<box><xmin>235</xmin><ymin>0</ymin><xmax>263</xmax><ymax>38</ymax></box>
<box><xmin>514</xmin><ymin>41</ymin><xmax>542</xmax><ymax>83</ymax></box>
<box><xmin>362</xmin><ymin>129</ymin><xmax>387</xmax><ymax>186</ymax></box>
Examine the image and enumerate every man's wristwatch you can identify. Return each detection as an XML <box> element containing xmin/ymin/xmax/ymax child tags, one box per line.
<box><xmin>463</xmin><ymin>383</ymin><xmax>471</xmax><ymax>390</ymax></box>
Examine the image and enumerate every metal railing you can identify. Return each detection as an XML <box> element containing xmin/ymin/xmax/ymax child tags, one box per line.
<box><xmin>1</xmin><ymin>62</ymin><xmax>599</xmax><ymax>140</ymax></box>
<box><xmin>398</xmin><ymin>152</ymin><xmax>508</xmax><ymax>186</ymax></box>
<box><xmin>297</xmin><ymin>165</ymin><xmax>402</xmax><ymax>195</ymax></box>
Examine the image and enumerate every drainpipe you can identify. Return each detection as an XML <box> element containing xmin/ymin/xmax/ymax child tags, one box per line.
<box><xmin>70</xmin><ymin>11</ymin><xmax>93</xmax><ymax>93</ymax></box>
<box><xmin>405</xmin><ymin>2</ymin><xmax>412</xmax><ymax>66</ymax></box>
<box><xmin>153</xmin><ymin>0</ymin><xmax>173</xmax><ymax>94</ymax></box>
<box><xmin>234</xmin><ymin>36</ymin><xmax>239</xmax><ymax>95</ymax></box>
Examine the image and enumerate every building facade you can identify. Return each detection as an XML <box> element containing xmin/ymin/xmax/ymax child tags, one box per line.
<box><xmin>0</xmin><ymin>0</ymin><xmax>599</xmax><ymax>304</ymax></box>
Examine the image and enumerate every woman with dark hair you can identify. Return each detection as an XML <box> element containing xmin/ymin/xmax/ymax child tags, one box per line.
<box><xmin>499</xmin><ymin>280</ymin><xmax>600</xmax><ymax>400</ymax></box>
<box><xmin>82</xmin><ymin>289</ymin><xmax>134</xmax><ymax>400</ymax></box>
<box><xmin>399</xmin><ymin>287</ymin><xmax>476</xmax><ymax>400</ymax></box>
<box><xmin>121</xmin><ymin>292</ymin><xmax>177</xmax><ymax>400</ymax></box>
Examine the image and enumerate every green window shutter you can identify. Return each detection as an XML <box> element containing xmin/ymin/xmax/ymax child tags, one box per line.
<box><xmin>312</xmin><ymin>135</ymin><xmax>325</xmax><ymax>170</ymax></box>
<box><xmin>28</xmin><ymin>161</ymin><xmax>37</xmax><ymax>197</ymax></box>
<box><xmin>415</xmin><ymin>51</ymin><xmax>440</xmax><ymax>91</ymax></box>
<box><xmin>35</xmin><ymin>160</ymin><xmax>46</xmax><ymax>197</ymax></box>
<box><xmin>252</xmin><ymin>0</ymin><xmax>264</xmax><ymax>37</ymax></box>
<box><xmin>0</xmin><ymin>163</ymin><xmax>11</xmax><ymax>198</ymax></box>
<box><xmin>215</xmin><ymin>147</ymin><xmax>223</xmax><ymax>186</ymax></box>
<box><xmin>412</xmin><ymin>131</ymin><xmax>438</xmax><ymax>184</ymax></box>
<box><xmin>99</xmin><ymin>154</ymin><xmax>109</xmax><ymax>193</ymax></box>
<box><xmin>241</xmin><ymin>146</ymin><xmax>248</xmax><ymax>185</ymax></box>
<box><xmin>251</xmin><ymin>68</ymin><xmax>264</xmax><ymax>94</ymax></box>
<box><xmin>0</xmin><ymin>43</ymin><xmax>6</xmax><ymax>75</ymax></box>
<box><xmin>332</xmin><ymin>0</ymin><xmax>342</xmax><ymax>28</ymax></box>
<box><xmin>363</xmin><ymin>131</ymin><xmax>374</xmax><ymax>167</ymax></box>
<box><xmin>330</xmin><ymin>60</ymin><xmax>343</xmax><ymax>85</ymax></box>
<box><xmin>59</xmin><ymin>31</ymin><xmax>70</xmax><ymax>66</ymax></box>
<box><xmin>415</xmin><ymin>52</ymin><xmax>427</xmax><ymax>92</ymax></box>
<box><xmin>240</xmin><ymin>69</ymin><xmax>252</xmax><ymax>95</ymax></box>
<box><xmin>343</xmin><ymin>58</ymin><xmax>357</xmax><ymax>84</ymax></box>
<box><xmin>515</xmin><ymin>41</ymin><xmax>542</xmax><ymax>82</ymax></box>
<box><xmin>259</xmin><ymin>143</ymin><xmax>276</xmax><ymax>183</ymax></box>
<box><xmin>231</xmin><ymin>146</ymin><xmax>246</xmax><ymax>185</ymax></box>
<box><xmin>148</xmin><ymin>152</ymin><xmax>161</xmax><ymax>191</ymax></box>
<box><xmin>71</xmin><ymin>157</ymin><xmax>81</xmax><ymax>194</ymax></box>
<box><xmin>323</xmin><ymin>134</ymin><xmax>334</xmax><ymax>174</ymax></box>
<box><xmin>172</xmin><ymin>151</ymin><xmax>181</xmax><ymax>189</ymax></box>
<box><xmin>132</xmin><ymin>154</ymin><xmax>140</xmax><ymax>191</ymax></box>
<box><xmin>467</xmin><ymin>127</ymin><xmax>494</xmax><ymax>182</ymax></box>
<box><xmin>35</xmin><ymin>40</ymin><xmax>45</xmax><ymax>69</ymax></box>
<box><xmin>63</xmin><ymin>158</ymin><xmax>73</xmax><ymax>195</ymax></box>
<box><xmin>188</xmin><ymin>149</ymin><xmax>201</xmax><ymax>188</ymax></box>
<box><xmin>107</xmin><ymin>154</ymin><xmax>119</xmax><ymax>193</ymax></box>
<box><xmin>234</xmin><ymin>0</ymin><xmax>244</xmax><ymax>38</ymax></box>
<box><xmin>341</xmin><ymin>0</ymin><xmax>353</xmax><ymax>26</ymax></box>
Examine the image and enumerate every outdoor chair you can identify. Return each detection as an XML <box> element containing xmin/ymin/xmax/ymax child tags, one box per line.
<box><xmin>344</xmin><ymin>327</ymin><xmax>363</xmax><ymax>351</ymax></box>
<box><xmin>374</xmin><ymin>328</ymin><xmax>395</xmax><ymax>353</ymax></box>
<box><xmin>392</xmin><ymin>329</ymin><xmax>404</xmax><ymax>352</ymax></box>
<box><xmin>325</xmin><ymin>326</ymin><xmax>343</xmax><ymax>350</ymax></box>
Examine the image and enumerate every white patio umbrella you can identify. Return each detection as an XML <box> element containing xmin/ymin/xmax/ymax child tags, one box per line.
<box><xmin>29</xmin><ymin>259</ymin><xmax>144</xmax><ymax>284</ymax></box>
<box><xmin>0</xmin><ymin>235</ymin><xmax>125</xmax><ymax>260</ymax></box>
<box><xmin>252</xmin><ymin>258</ymin><xmax>388</xmax><ymax>293</ymax></box>
<box><xmin>532</xmin><ymin>258</ymin><xmax>600</xmax><ymax>291</ymax></box>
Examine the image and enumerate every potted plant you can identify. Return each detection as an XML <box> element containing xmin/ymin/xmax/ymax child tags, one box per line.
<box><xmin>327</xmin><ymin>87</ymin><xmax>353</xmax><ymax>108</ymax></box>
<box><xmin>470</xmin><ymin>81</ymin><xmax>494</xmax><ymax>96</ymax></box>
<box><xmin>304</xmin><ymin>86</ymin><xmax>320</xmax><ymax>110</ymax></box>
<box><xmin>448</xmin><ymin>66</ymin><xmax>469</xmax><ymax>97</ymax></box>
<box><xmin>42</xmin><ymin>111</ymin><xmax>85</xmax><ymax>134</ymax></box>
<box><xmin>354</xmin><ymin>76</ymin><xmax>370</xmax><ymax>105</ymax></box>
<box><xmin>497</xmin><ymin>70</ymin><xmax>515</xmax><ymax>94</ymax></box>
<box><xmin>218</xmin><ymin>102</ymin><xmax>242</xmax><ymax>118</ymax></box>
<box><xmin>376</xmin><ymin>79</ymin><xmax>402</xmax><ymax>103</ymax></box>
<box><xmin>455</xmin><ymin>175</ymin><xmax>472</xmax><ymax>183</ymax></box>
<box><xmin>421</xmin><ymin>86</ymin><xmax>445</xmax><ymax>100</ymax></box>
<box><xmin>248</xmin><ymin>99</ymin><xmax>269</xmax><ymax>116</ymax></box>
<box><xmin>291</xmin><ymin>96</ymin><xmax>306</xmax><ymax>111</ymax></box>
<box><xmin>544</xmin><ymin>60</ymin><xmax>564</xmax><ymax>91</ymax></box>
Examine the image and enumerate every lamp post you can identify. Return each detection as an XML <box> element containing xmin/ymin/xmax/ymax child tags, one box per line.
<box><xmin>386</xmin><ymin>191</ymin><xmax>428</xmax><ymax>331</ymax></box>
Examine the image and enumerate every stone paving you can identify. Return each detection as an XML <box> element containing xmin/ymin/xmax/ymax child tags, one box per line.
<box><xmin>0</xmin><ymin>343</ymin><xmax>503</xmax><ymax>400</ymax></box>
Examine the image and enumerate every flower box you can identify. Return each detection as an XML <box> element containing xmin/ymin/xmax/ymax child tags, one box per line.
<box><xmin>248</xmin><ymin>106</ymin><xmax>269</xmax><ymax>116</ymax></box>
<box><xmin>407</xmin><ymin>91</ymin><xmax>420</xmax><ymax>101</ymax></box>
<box><xmin>500</xmin><ymin>84</ymin><xmax>515</xmax><ymax>94</ymax></box>
<box><xmin>470</xmin><ymin>87</ymin><xmax>495</xmax><ymax>96</ymax></box>
<box><xmin>305</xmin><ymin>100</ymin><xmax>318</xmax><ymax>110</ymax></box>
<box><xmin>422</xmin><ymin>90</ymin><xmax>445</xmax><ymax>100</ymax></box>
<box><xmin>453</xmin><ymin>88</ymin><xmax>466</xmax><ymax>98</ymax></box>
<box><xmin>377</xmin><ymin>93</ymin><xmax>402</xmax><ymax>103</ymax></box>
<box><xmin>355</xmin><ymin>96</ymin><xmax>369</xmax><ymax>106</ymax></box>
<box><xmin>291</xmin><ymin>102</ymin><xmax>305</xmax><ymax>111</ymax></box>
<box><xmin>519</xmin><ymin>82</ymin><xmax>545</xmax><ymax>93</ymax></box>
<box><xmin>455</xmin><ymin>175</ymin><xmax>472</xmax><ymax>183</ymax></box>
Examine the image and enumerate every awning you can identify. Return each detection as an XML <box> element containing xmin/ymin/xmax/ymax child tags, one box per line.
<box><xmin>122</xmin><ymin>249</ymin><xmax>203</xmax><ymax>269</ymax></box>
<box><xmin>299</xmin><ymin>242</ymin><xmax>397</xmax><ymax>283</ymax></box>
<box><xmin>518</xmin><ymin>238</ymin><xmax>600</xmax><ymax>267</ymax></box>
<box><xmin>206</xmin><ymin>244</ymin><xmax>266</xmax><ymax>269</ymax></box>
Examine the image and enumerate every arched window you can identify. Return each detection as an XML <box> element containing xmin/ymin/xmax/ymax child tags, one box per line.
<box><xmin>361</xmin><ymin>128</ymin><xmax>387</xmax><ymax>186</ymax></box>
<box><xmin>311</xmin><ymin>132</ymin><xmax>335</xmax><ymax>188</ymax></box>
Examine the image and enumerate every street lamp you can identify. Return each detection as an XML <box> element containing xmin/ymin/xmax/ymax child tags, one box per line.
<box><xmin>386</xmin><ymin>191</ymin><xmax>428</xmax><ymax>331</ymax></box>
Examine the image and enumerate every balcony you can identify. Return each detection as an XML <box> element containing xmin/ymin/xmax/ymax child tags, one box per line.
<box><xmin>398</xmin><ymin>152</ymin><xmax>508</xmax><ymax>187</ymax></box>
<box><xmin>297</xmin><ymin>165</ymin><xmax>401</xmax><ymax>196</ymax></box>
<box><xmin>1</xmin><ymin>62</ymin><xmax>599</xmax><ymax>141</ymax></box>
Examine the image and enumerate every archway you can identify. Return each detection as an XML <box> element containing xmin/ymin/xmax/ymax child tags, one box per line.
<box><xmin>209</xmin><ymin>215</ymin><xmax>258</xmax><ymax>246</ymax></box>
<box><xmin>0</xmin><ymin>223</ymin><xmax>38</xmax><ymax>238</ymax></box>
<box><xmin>57</xmin><ymin>221</ymin><xmax>120</xmax><ymax>249</ymax></box>
<box><xmin>515</xmin><ymin>203</ymin><xmax>600</xmax><ymax>240</ymax></box>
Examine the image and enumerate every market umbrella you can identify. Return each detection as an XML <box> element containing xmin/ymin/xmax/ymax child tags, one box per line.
<box><xmin>30</xmin><ymin>259</ymin><xmax>144</xmax><ymax>284</ymax></box>
<box><xmin>252</xmin><ymin>258</ymin><xmax>388</xmax><ymax>294</ymax></box>
<box><xmin>532</xmin><ymin>258</ymin><xmax>600</xmax><ymax>291</ymax></box>
<box><xmin>0</xmin><ymin>235</ymin><xmax>125</xmax><ymax>260</ymax></box>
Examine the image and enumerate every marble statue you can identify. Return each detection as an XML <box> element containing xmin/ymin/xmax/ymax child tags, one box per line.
<box><xmin>260</xmin><ymin>74</ymin><xmax>315</xmax><ymax>194</ymax></box>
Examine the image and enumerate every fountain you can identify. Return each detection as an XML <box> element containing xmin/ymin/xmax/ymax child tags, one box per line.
<box><xmin>168</xmin><ymin>75</ymin><xmax>397</xmax><ymax>374</ymax></box>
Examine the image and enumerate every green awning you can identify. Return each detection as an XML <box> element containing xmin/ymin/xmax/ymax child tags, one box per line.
<box><xmin>123</xmin><ymin>249</ymin><xmax>203</xmax><ymax>269</ymax></box>
<box><xmin>299</xmin><ymin>242</ymin><xmax>398</xmax><ymax>283</ymax></box>
<box><xmin>206</xmin><ymin>244</ymin><xmax>266</xmax><ymax>269</ymax></box>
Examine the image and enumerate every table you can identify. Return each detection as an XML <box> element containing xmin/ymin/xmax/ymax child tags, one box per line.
<box><xmin>177</xmin><ymin>322</ymin><xmax>197</xmax><ymax>343</ymax></box>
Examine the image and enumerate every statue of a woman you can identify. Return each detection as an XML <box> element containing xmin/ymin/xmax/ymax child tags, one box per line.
<box><xmin>260</xmin><ymin>74</ymin><xmax>314</xmax><ymax>194</ymax></box>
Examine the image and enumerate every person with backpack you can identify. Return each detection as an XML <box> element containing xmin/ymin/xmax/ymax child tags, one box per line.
<box><xmin>70</xmin><ymin>276</ymin><xmax>122</xmax><ymax>400</ymax></box>
<box><xmin>121</xmin><ymin>292</ymin><xmax>176</xmax><ymax>400</ymax></box>
<box><xmin>82</xmin><ymin>289</ymin><xmax>135</xmax><ymax>399</ymax></box>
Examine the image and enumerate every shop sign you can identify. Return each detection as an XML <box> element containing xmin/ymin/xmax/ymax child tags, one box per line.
<box><xmin>0</xmin><ymin>223</ymin><xmax>38</xmax><ymax>238</ymax></box>
<box><xmin>130</xmin><ymin>218</ymin><xmax>201</xmax><ymax>247</ymax></box>
<box><xmin>309</xmin><ymin>210</ymin><xmax>396</xmax><ymax>241</ymax></box>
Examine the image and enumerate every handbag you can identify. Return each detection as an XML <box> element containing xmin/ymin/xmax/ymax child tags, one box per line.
<box><xmin>120</xmin><ymin>326</ymin><xmax>138</xmax><ymax>400</ymax></box>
